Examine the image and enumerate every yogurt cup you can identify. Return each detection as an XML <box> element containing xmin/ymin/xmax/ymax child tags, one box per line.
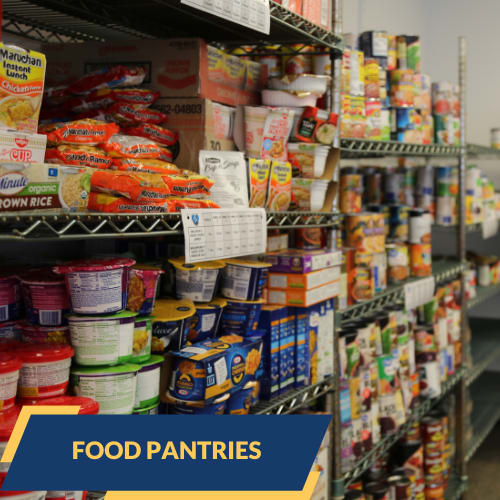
<box><xmin>287</xmin><ymin>143</ymin><xmax>330</xmax><ymax>178</ymax></box>
<box><xmin>133</xmin><ymin>402</ymin><xmax>159</xmax><ymax>415</ymax></box>
<box><xmin>221</xmin><ymin>298</ymin><xmax>263</xmax><ymax>335</ymax></box>
<box><xmin>221</xmin><ymin>259</ymin><xmax>271</xmax><ymax>301</ymax></box>
<box><xmin>127</xmin><ymin>265</ymin><xmax>164</xmax><ymax>315</ymax></box>
<box><xmin>0</xmin><ymin>322</ymin><xmax>19</xmax><ymax>341</ymax></box>
<box><xmin>52</xmin><ymin>258</ymin><xmax>135</xmax><ymax>315</ymax></box>
<box><xmin>35</xmin><ymin>395</ymin><xmax>99</xmax><ymax>415</ymax></box>
<box><xmin>0</xmin><ymin>273</ymin><xmax>21</xmax><ymax>323</ymax></box>
<box><xmin>19</xmin><ymin>269</ymin><xmax>70</xmax><ymax>326</ymax></box>
<box><xmin>152</xmin><ymin>299</ymin><xmax>195</xmax><ymax>354</ymax></box>
<box><xmin>67</xmin><ymin>311</ymin><xmax>137</xmax><ymax>366</ymax></box>
<box><xmin>0</xmin><ymin>405</ymin><xmax>20</xmax><ymax>478</ymax></box>
<box><xmin>268</xmin><ymin>74</ymin><xmax>331</xmax><ymax>95</ymax></box>
<box><xmin>0</xmin><ymin>353</ymin><xmax>22</xmax><ymax>411</ymax></box>
<box><xmin>168</xmin><ymin>393</ymin><xmax>229</xmax><ymax>415</ymax></box>
<box><xmin>169</xmin><ymin>257</ymin><xmax>225</xmax><ymax>303</ymax></box>
<box><xmin>225</xmin><ymin>381</ymin><xmax>257</xmax><ymax>415</ymax></box>
<box><xmin>131</xmin><ymin>316</ymin><xmax>153</xmax><ymax>363</ymax></box>
<box><xmin>15</xmin><ymin>344</ymin><xmax>74</xmax><ymax>399</ymax></box>
<box><xmin>18</xmin><ymin>322</ymin><xmax>70</xmax><ymax>345</ymax></box>
<box><xmin>189</xmin><ymin>298</ymin><xmax>227</xmax><ymax>343</ymax></box>
<box><xmin>71</xmin><ymin>363</ymin><xmax>140</xmax><ymax>415</ymax></box>
<box><xmin>134</xmin><ymin>355</ymin><xmax>163</xmax><ymax>409</ymax></box>
<box><xmin>0</xmin><ymin>493</ymin><xmax>46</xmax><ymax>499</ymax></box>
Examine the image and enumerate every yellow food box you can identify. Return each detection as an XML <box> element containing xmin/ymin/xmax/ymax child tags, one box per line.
<box><xmin>248</xmin><ymin>158</ymin><xmax>271</xmax><ymax>208</ymax></box>
<box><xmin>266</xmin><ymin>160</ymin><xmax>292</xmax><ymax>211</ymax></box>
<box><xmin>268</xmin><ymin>267</ymin><xmax>341</xmax><ymax>290</ymax></box>
<box><xmin>266</xmin><ymin>280</ymin><xmax>340</xmax><ymax>307</ymax></box>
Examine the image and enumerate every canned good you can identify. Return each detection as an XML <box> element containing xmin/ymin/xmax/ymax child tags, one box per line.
<box><xmin>387</xmin><ymin>243</ymin><xmax>409</xmax><ymax>283</ymax></box>
<box><xmin>368</xmin><ymin>204</ymin><xmax>390</xmax><ymax>236</ymax></box>
<box><xmin>416</xmin><ymin>165</ymin><xmax>434</xmax><ymax>213</ymax></box>
<box><xmin>340</xmin><ymin>167</ymin><xmax>363</xmax><ymax>213</ymax></box>
<box><xmin>341</xmin><ymin>423</ymin><xmax>355</xmax><ymax>474</ymax></box>
<box><xmin>422</xmin><ymin>416</ymin><xmax>444</xmax><ymax>451</ymax></box>
<box><xmin>283</xmin><ymin>44</ymin><xmax>313</xmax><ymax>74</ymax></box>
<box><xmin>424</xmin><ymin>482</ymin><xmax>445</xmax><ymax>499</ymax></box>
<box><xmin>384</xmin><ymin>168</ymin><xmax>404</xmax><ymax>204</ymax></box>
<box><xmin>395</xmin><ymin>476</ymin><xmax>411</xmax><ymax>500</ymax></box>
<box><xmin>409</xmin><ymin>209</ymin><xmax>431</xmax><ymax>244</ymax></box>
<box><xmin>364</xmin><ymin>167</ymin><xmax>384</xmax><ymax>205</ymax></box>
<box><xmin>435</xmin><ymin>196</ymin><xmax>457</xmax><ymax>226</ymax></box>
<box><xmin>389</xmin><ymin>205</ymin><xmax>409</xmax><ymax>241</ymax></box>
<box><xmin>364</xmin><ymin>481</ymin><xmax>389</xmax><ymax>500</ymax></box>
<box><xmin>424</xmin><ymin>452</ymin><xmax>444</xmax><ymax>477</ymax></box>
<box><xmin>396</xmin><ymin>36</ymin><xmax>408</xmax><ymax>69</ymax></box>
<box><xmin>418</xmin><ymin>360</ymin><xmax>441</xmax><ymax>399</ymax></box>
<box><xmin>372</xmin><ymin>252</ymin><xmax>387</xmax><ymax>293</ymax></box>
<box><xmin>345</xmin><ymin>214</ymin><xmax>374</xmax><ymax>253</ymax></box>
<box><xmin>491</xmin><ymin>128</ymin><xmax>500</xmax><ymax>149</ymax></box>
<box><xmin>410</xmin><ymin>243</ymin><xmax>431</xmax><ymax>277</ymax></box>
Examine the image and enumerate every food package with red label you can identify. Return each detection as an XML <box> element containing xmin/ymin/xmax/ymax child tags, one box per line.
<box><xmin>107</xmin><ymin>103</ymin><xmax>167</xmax><ymax>126</ymax></box>
<box><xmin>100</xmin><ymin>134</ymin><xmax>164</xmax><ymax>159</ymax></box>
<box><xmin>42</xmin><ymin>119</ymin><xmax>120</xmax><ymax>146</ymax></box>
<box><xmin>111</xmin><ymin>158</ymin><xmax>180</xmax><ymax>175</ymax></box>
<box><xmin>45</xmin><ymin>145</ymin><xmax>112</xmax><ymax>169</ymax></box>
<box><xmin>295</xmin><ymin>107</ymin><xmax>338</xmax><ymax>145</ymax></box>
<box><xmin>123</xmin><ymin>124</ymin><xmax>178</xmax><ymax>147</ymax></box>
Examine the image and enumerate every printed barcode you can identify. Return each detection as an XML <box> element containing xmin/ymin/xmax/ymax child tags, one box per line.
<box><xmin>235</xmin><ymin>286</ymin><xmax>248</xmax><ymax>298</ymax></box>
<box><xmin>179</xmin><ymin>281</ymin><xmax>204</xmax><ymax>293</ymax></box>
<box><xmin>40</xmin><ymin>310</ymin><xmax>61</xmax><ymax>325</ymax></box>
<box><xmin>0</xmin><ymin>306</ymin><xmax>7</xmax><ymax>321</ymax></box>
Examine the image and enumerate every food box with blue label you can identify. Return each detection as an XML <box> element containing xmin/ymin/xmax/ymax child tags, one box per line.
<box><xmin>168</xmin><ymin>334</ymin><xmax>262</xmax><ymax>403</ymax></box>
<box><xmin>308</xmin><ymin>305</ymin><xmax>321</xmax><ymax>384</ymax></box>
<box><xmin>317</xmin><ymin>299</ymin><xmax>335</xmax><ymax>380</ymax></box>
<box><xmin>280</xmin><ymin>309</ymin><xmax>296</xmax><ymax>394</ymax></box>
<box><xmin>294</xmin><ymin>308</ymin><xmax>311</xmax><ymax>389</ymax></box>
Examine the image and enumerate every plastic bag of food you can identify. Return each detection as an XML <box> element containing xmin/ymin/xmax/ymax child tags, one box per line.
<box><xmin>159</xmin><ymin>145</ymin><xmax>176</xmax><ymax>163</ymax></box>
<box><xmin>43</xmin><ymin>119</ymin><xmax>120</xmax><ymax>146</ymax></box>
<box><xmin>100</xmin><ymin>134</ymin><xmax>164</xmax><ymax>158</ymax></box>
<box><xmin>124</xmin><ymin>124</ymin><xmax>178</xmax><ymax>146</ymax></box>
<box><xmin>108</xmin><ymin>103</ymin><xmax>167</xmax><ymax>126</ymax></box>
<box><xmin>163</xmin><ymin>172</ymin><xmax>214</xmax><ymax>196</ymax></box>
<box><xmin>295</xmin><ymin>106</ymin><xmax>338</xmax><ymax>144</ymax></box>
<box><xmin>64</xmin><ymin>89</ymin><xmax>115</xmax><ymax>114</ymax></box>
<box><xmin>68</xmin><ymin>65</ymin><xmax>146</xmax><ymax>95</ymax></box>
<box><xmin>111</xmin><ymin>88</ymin><xmax>160</xmax><ymax>107</ymax></box>
<box><xmin>45</xmin><ymin>145</ymin><xmax>112</xmax><ymax>169</ymax></box>
<box><xmin>111</xmin><ymin>158</ymin><xmax>180</xmax><ymax>175</ymax></box>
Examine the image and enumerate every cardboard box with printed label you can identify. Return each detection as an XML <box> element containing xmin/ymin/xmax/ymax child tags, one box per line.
<box><xmin>42</xmin><ymin>38</ymin><xmax>266</xmax><ymax>107</ymax></box>
<box><xmin>267</xmin><ymin>280</ymin><xmax>340</xmax><ymax>307</ymax></box>
<box><xmin>0</xmin><ymin>130</ymin><xmax>46</xmax><ymax>163</ymax></box>
<box><xmin>268</xmin><ymin>266</ymin><xmax>341</xmax><ymax>290</ymax></box>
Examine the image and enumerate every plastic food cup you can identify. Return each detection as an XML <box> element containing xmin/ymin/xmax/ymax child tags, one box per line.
<box><xmin>189</xmin><ymin>298</ymin><xmax>227</xmax><ymax>343</ymax></box>
<box><xmin>221</xmin><ymin>298</ymin><xmax>264</xmax><ymax>335</ymax></box>
<box><xmin>0</xmin><ymin>273</ymin><xmax>21</xmax><ymax>322</ymax></box>
<box><xmin>0</xmin><ymin>353</ymin><xmax>22</xmax><ymax>411</ymax></box>
<box><xmin>52</xmin><ymin>258</ymin><xmax>135</xmax><ymax>315</ymax></box>
<box><xmin>34</xmin><ymin>395</ymin><xmax>99</xmax><ymax>415</ymax></box>
<box><xmin>134</xmin><ymin>355</ymin><xmax>163</xmax><ymax>409</ymax></box>
<box><xmin>169</xmin><ymin>257</ymin><xmax>225</xmax><ymax>303</ymax></box>
<box><xmin>67</xmin><ymin>311</ymin><xmax>137</xmax><ymax>366</ymax></box>
<box><xmin>167</xmin><ymin>393</ymin><xmax>229</xmax><ymax>415</ymax></box>
<box><xmin>71</xmin><ymin>363</ymin><xmax>140</xmax><ymax>415</ymax></box>
<box><xmin>268</xmin><ymin>74</ymin><xmax>331</xmax><ymax>95</ymax></box>
<box><xmin>131</xmin><ymin>316</ymin><xmax>153</xmax><ymax>363</ymax></box>
<box><xmin>261</xmin><ymin>89</ymin><xmax>318</xmax><ymax>108</ymax></box>
<box><xmin>127</xmin><ymin>265</ymin><xmax>164</xmax><ymax>315</ymax></box>
<box><xmin>151</xmin><ymin>299</ymin><xmax>195</xmax><ymax>354</ymax></box>
<box><xmin>221</xmin><ymin>259</ymin><xmax>271</xmax><ymax>301</ymax></box>
<box><xmin>19</xmin><ymin>269</ymin><xmax>70</xmax><ymax>326</ymax></box>
<box><xmin>244</xmin><ymin>106</ymin><xmax>269</xmax><ymax>158</ymax></box>
<box><xmin>133</xmin><ymin>402</ymin><xmax>159</xmax><ymax>415</ymax></box>
<box><xmin>18</xmin><ymin>322</ymin><xmax>69</xmax><ymax>345</ymax></box>
<box><xmin>225</xmin><ymin>381</ymin><xmax>257</xmax><ymax>415</ymax></box>
<box><xmin>0</xmin><ymin>405</ymin><xmax>20</xmax><ymax>478</ymax></box>
<box><xmin>287</xmin><ymin>143</ymin><xmax>330</xmax><ymax>178</ymax></box>
<box><xmin>15</xmin><ymin>344</ymin><xmax>74</xmax><ymax>399</ymax></box>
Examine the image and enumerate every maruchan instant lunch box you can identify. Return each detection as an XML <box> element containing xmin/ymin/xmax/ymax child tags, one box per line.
<box><xmin>127</xmin><ymin>265</ymin><xmax>164</xmax><ymax>315</ymax></box>
<box><xmin>0</xmin><ymin>273</ymin><xmax>21</xmax><ymax>322</ymax></box>
<box><xmin>52</xmin><ymin>258</ymin><xmax>135</xmax><ymax>315</ymax></box>
<box><xmin>15</xmin><ymin>344</ymin><xmax>74</xmax><ymax>399</ymax></box>
<box><xmin>151</xmin><ymin>299</ymin><xmax>195</xmax><ymax>354</ymax></box>
<box><xmin>134</xmin><ymin>354</ymin><xmax>163</xmax><ymax>409</ymax></box>
<box><xmin>188</xmin><ymin>298</ymin><xmax>227</xmax><ymax>343</ymax></box>
<box><xmin>131</xmin><ymin>316</ymin><xmax>153</xmax><ymax>363</ymax></box>
<box><xmin>35</xmin><ymin>395</ymin><xmax>99</xmax><ymax>415</ymax></box>
<box><xmin>169</xmin><ymin>257</ymin><xmax>225</xmax><ymax>303</ymax></box>
<box><xmin>167</xmin><ymin>393</ymin><xmax>229</xmax><ymax>415</ymax></box>
<box><xmin>71</xmin><ymin>363</ymin><xmax>140</xmax><ymax>415</ymax></box>
<box><xmin>221</xmin><ymin>259</ymin><xmax>271</xmax><ymax>301</ymax></box>
<box><xmin>0</xmin><ymin>353</ymin><xmax>22</xmax><ymax>411</ymax></box>
<box><xmin>18</xmin><ymin>322</ymin><xmax>69</xmax><ymax>345</ymax></box>
<box><xmin>221</xmin><ymin>298</ymin><xmax>264</xmax><ymax>335</ymax></box>
<box><xmin>19</xmin><ymin>269</ymin><xmax>70</xmax><ymax>326</ymax></box>
<box><xmin>67</xmin><ymin>311</ymin><xmax>137</xmax><ymax>366</ymax></box>
<box><xmin>225</xmin><ymin>381</ymin><xmax>256</xmax><ymax>415</ymax></box>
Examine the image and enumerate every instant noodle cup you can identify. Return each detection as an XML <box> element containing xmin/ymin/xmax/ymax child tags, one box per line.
<box><xmin>291</xmin><ymin>178</ymin><xmax>329</xmax><ymax>211</ymax></box>
<box><xmin>134</xmin><ymin>355</ymin><xmax>163</xmax><ymax>409</ymax></box>
<box><xmin>189</xmin><ymin>298</ymin><xmax>226</xmax><ymax>343</ymax></box>
<box><xmin>67</xmin><ymin>311</ymin><xmax>137</xmax><ymax>366</ymax></box>
<box><xmin>71</xmin><ymin>363</ymin><xmax>140</xmax><ymax>415</ymax></box>
<box><xmin>133</xmin><ymin>403</ymin><xmax>159</xmax><ymax>415</ymax></box>
<box><xmin>52</xmin><ymin>258</ymin><xmax>135</xmax><ymax>315</ymax></box>
<box><xmin>0</xmin><ymin>405</ymin><xmax>20</xmax><ymax>479</ymax></box>
<box><xmin>0</xmin><ymin>273</ymin><xmax>21</xmax><ymax>322</ymax></box>
<box><xmin>15</xmin><ymin>343</ymin><xmax>74</xmax><ymax>399</ymax></box>
<box><xmin>169</xmin><ymin>257</ymin><xmax>225</xmax><ymax>303</ymax></box>
<box><xmin>35</xmin><ymin>395</ymin><xmax>99</xmax><ymax>415</ymax></box>
<box><xmin>19</xmin><ymin>269</ymin><xmax>70</xmax><ymax>326</ymax></box>
<box><xmin>0</xmin><ymin>354</ymin><xmax>22</xmax><ymax>411</ymax></box>
<box><xmin>18</xmin><ymin>322</ymin><xmax>69</xmax><ymax>345</ymax></box>
<box><xmin>152</xmin><ymin>299</ymin><xmax>195</xmax><ymax>353</ymax></box>
<box><xmin>0</xmin><ymin>322</ymin><xmax>19</xmax><ymax>341</ymax></box>
<box><xmin>287</xmin><ymin>143</ymin><xmax>329</xmax><ymax>178</ymax></box>
<box><xmin>221</xmin><ymin>259</ymin><xmax>271</xmax><ymax>301</ymax></box>
<box><xmin>127</xmin><ymin>265</ymin><xmax>164</xmax><ymax>315</ymax></box>
<box><xmin>131</xmin><ymin>316</ymin><xmax>152</xmax><ymax>363</ymax></box>
<box><xmin>225</xmin><ymin>380</ymin><xmax>256</xmax><ymax>415</ymax></box>
<box><xmin>221</xmin><ymin>298</ymin><xmax>263</xmax><ymax>335</ymax></box>
<box><xmin>167</xmin><ymin>393</ymin><xmax>229</xmax><ymax>415</ymax></box>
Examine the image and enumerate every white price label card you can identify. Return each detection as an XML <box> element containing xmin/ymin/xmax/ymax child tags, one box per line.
<box><xmin>181</xmin><ymin>0</ymin><xmax>270</xmax><ymax>34</ymax></box>
<box><xmin>181</xmin><ymin>208</ymin><xmax>267</xmax><ymax>263</ymax></box>
<box><xmin>482</xmin><ymin>217</ymin><xmax>498</xmax><ymax>239</ymax></box>
<box><xmin>404</xmin><ymin>276</ymin><xmax>436</xmax><ymax>310</ymax></box>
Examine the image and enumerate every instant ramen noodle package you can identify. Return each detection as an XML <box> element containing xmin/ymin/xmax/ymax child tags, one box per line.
<box><xmin>43</xmin><ymin>119</ymin><xmax>119</xmax><ymax>146</ymax></box>
<box><xmin>0</xmin><ymin>163</ymin><xmax>90</xmax><ymax>213</ymax></box>
<box><xmin>63</xmin><ymin>89</ymin><xmax>116</xmax><ymax>114</ymax></box>
<box><xmin>108</xmin><ymin>103</ymin><xmax>167</xmax><ymax>126</ymax></box>
<box><xmin>111</xmin><ymin>88</ymin><xmax>160</xmax><ymax>107</ymax></box>
<box><xmin>100</xmin><ymin>134</ymin><xmax>164</xmax><ymax>159</ymax></box>
<box><xmin>45</xmin><ymin>145</ymin><xmax>113</xmax><ymax>169</ymax></box>
<box><xmin>124</xmin><ymin>124</ymin><xmax>178</xmax><ymax>147</ymax></box>
<box><xmin>266</xmin><ymin>160</ymin><xmax>292</xmax><ymax>211</ymax></box>
<box><xmin>0</xmin><ymin>43</ymin><xmax>46</xmax><ymax>134</ymax></box>
<box><xmin>111</xmin><ymin>158</ymin><xmax>180</xmax><ymax>175</ymax></box>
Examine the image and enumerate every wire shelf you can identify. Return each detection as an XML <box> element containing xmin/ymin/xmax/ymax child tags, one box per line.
<box><xmin>340</xmin><ymin>260</ymin><xmax>465</xmax><ymax>323</ymax></box>
<box><xmin>467</xmin><ymin>283</ymin><xmax>500</xmax><ymax>310</ymax></box>
<box><xmin>340</xmin><ymin>138</ymin><xmax>462</xmax><ymax>158</ymax></box>
<box><xmin>466</xmin><ymin>143</ymin><xmax>500</xmax><ymax>157</ymax></box>
<box><xmin>444</xmin><ymin>474</ymin><xmax>468</xmax><ymax>500</ymax></box>
<box><xmin>343</xmin><ymin>367</ymin><xmax>466</xmax><ymax>485</ymax></box>
<box><xmin>251</xmin><ymin>376</ymin><xmax>335</xmax><ymax>415</ymax></box>
<box><xmin>466</xmin><ymin>319</ymin><xmax>500</xmax><ymax>386</ymax></box>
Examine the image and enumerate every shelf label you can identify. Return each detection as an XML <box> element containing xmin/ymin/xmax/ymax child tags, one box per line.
<box><xmin>404</xmin><ymin>277</ymin><xmax>435</xmax><ymax>310</ymax></box>
<box><xmin>181</xmin><ymin>208</ymin><xmax>267</xmax><ymax>263</ymax></box>
<box><xmin>181</xmin><ymin>0</ymin><xmax>270</xmax><ymax>34</ymax></box>
<box><xmin>482</xmin><ymin>217</ymin><xmax>498</xmax><ymax>239</ymax></box>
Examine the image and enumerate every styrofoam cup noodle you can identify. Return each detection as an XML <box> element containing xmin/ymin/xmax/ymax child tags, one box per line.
<box><xmin>0</xmin><ymin>273</ymin><xmax>21</xmax><ymax>322</ymax></box>
<box><xmin>52</xmin><ymin>258</ymin><xmax>135</xmax><ymax>315</ymax></box>
<box><xmin>0</xmin><ymin>353</ymin><xmax>22</xmax><ymax>411</ymax></box>
<box><xmin>244</xmin><ymin>106</ymin><xmax>269</xmax><ymax>157</ymax></box>
<box><xmin>287</xmin><ymin>143</ymin><xmax>330</xmax><ymax>178</ymax></box>
<box><xmin>261</xmin><ymin>89</ymin><xmax>318</xmax><ymax>108</ymax></box>
<box><xmin>268</xmin><ymin>74</ymin><xmax>331</xmax><ymax>95</ymax></box>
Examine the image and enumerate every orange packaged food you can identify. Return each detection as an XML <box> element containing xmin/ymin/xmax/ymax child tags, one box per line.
<box><xmin>248</xmin><ymin>158</ymin><xmax>271</xmax><ymax>208</ymax></box>
<box><xmin>111</xmin><ymin>88</ymin><xmax>160</xmax><ymax>107</ymax></box>
<box><xmin>63</xmin><ymin>89</ymin><xmax>115</xmax><ymax>114</ymax></box>
<box><xmin>164</xmin><ymin>172</ymin><xmax>214</xmax><ymax>196</ymax></box>
<box><xmin>124</xmin><ymin>124</ymin><xmax>178</xmax><ymax>146</ymax></box>
<box><xmin>158</xmin><ymin>146</ymin><xmax>176</xmax><ymax>163</ymax></box>
<box><xmin>111</xmin><ymin>158</ymin><xmax>180</xmax><ymax>175</ymax></box>
<box><xmin>108</xmin><ymin>103</ymin><xmax>167</xmax><ymax>126</ymax></box>
<box><xmin>266</xmin><ymin>160</ymin><xmax>292</xmax><ymax>211</ymax></box>
<box><xmin>100</xmin><ymin>134</ymin><xmax>164</xmax><ymax>158</ymax></box>
<box><xmin>43</xmin><ymin>119</ymin><xmax>120</xmax><ymax>146</ymax></box>
<box><xmin>45</xmin><ymin>145</ymin><xmax>112</xmax><ymax>169</ymax></box>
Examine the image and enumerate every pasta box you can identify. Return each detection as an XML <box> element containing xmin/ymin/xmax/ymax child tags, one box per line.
<box><xmin>268</xmin><ymin>266</ymin><xmax>341</xmax><ymax>290</ymax></box>
<box><xmin>279</xmin><ymin>308</ymin><xmax>296</xmax><ymax>394</ymax></box>
<box><xmin>267</xmin><ymin>249</ymin><xmax>342</xmax><ymax>274</ymax></box>
<box><xmin>294</xmin><ymin>308</ymin><xmax>310</xmax><ymax>388</ymax></box>
<box><xmin>168</xmin><ymin>335</ymin><xmax>262</xmax><ymax>403</ymax></box>
<box><xmin>267</xmin><ymin>280</ymin><xmax>340</xmax><ymax>307</ymax></box>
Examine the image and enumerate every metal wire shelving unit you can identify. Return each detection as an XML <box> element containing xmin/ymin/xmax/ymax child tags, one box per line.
<box><xmin>466</xmin><ymin>143</ymin><xmax>500</xmax><ymax>157</ymax></box>
<box><xmin>467</xmin><ymin>283</ymin><xmax>500</xmax><ymax>310</ymax></box>
<box><xmin>466</xmin><ymin>319</ymin><xmax>500</xmax><ymax>386</ymax></box>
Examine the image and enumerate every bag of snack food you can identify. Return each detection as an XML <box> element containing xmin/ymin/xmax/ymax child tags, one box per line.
<box><xmin>111</xmin><ymin>158</ymin><xmax>180</xmax><ymax>175</ymax></box>
<box><xmin>124</xmin><ymin>124</ymin><xmax>178</xmax><ymax>147</ymax></box>
<box><xmin>108</xmin><ymin>103</ymin><xmax>167</xmax><ymax>126</ymax></box>
<box><xmin>43</xmin><ymin>119</ymin><xmax>120</xmax><ymax>146</ymax></box>
<box><xmin>45</xmin><ymin>145</ymin><xmax>112</xmax><ymax>169</ymax></box>
<box><xmin>63</xmin><ymin>89</ymin><xmax>115</xmax><ymax>114</ymax></box>
<box><xmin>100</xmin><ymin>134</ymin><xmax>164</xmax><ymax>158</ymax></box>
<box><xmin>111</xmin><ymin>88</ymin><xmax>160</xmax><ymax>107</ymax></box>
